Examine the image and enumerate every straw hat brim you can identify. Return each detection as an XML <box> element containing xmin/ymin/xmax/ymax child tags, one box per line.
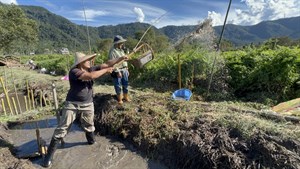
<box><xmin>70</xmin><ymin>53</ymin><xmax>97</xmax><ymax>69</ymax></box>
<box><xmin>114</xmin><ymin>39</ymin><xmax>127</xmax><ymax>44</ymax></box>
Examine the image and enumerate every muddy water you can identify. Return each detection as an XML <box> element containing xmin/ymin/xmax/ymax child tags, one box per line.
<box><xmin>9</xmin><ymin>117</ymin><xmax>167</xmax><ymax>169</ymax></box>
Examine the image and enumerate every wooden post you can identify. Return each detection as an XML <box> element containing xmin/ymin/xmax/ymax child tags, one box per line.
<box><xmin>0</xmin><ymin>77</ymin><xmax>13</xmax><ymax>115</ymax></box>
<box><xmin>13</xmin><ymin>80</ymin><xmax>22</xmax><ymax>113</ymax></box>
<box><xmin>178</xmin><ymin>54</ymin><xmax>181</xmax><ymax>89</ymax></box>
<box><xmin>12</xmin><ymin>97</ymin><xmax>18</xmax><ymax>115</ymax></box>
<box><xmin>24</xmin><ymin>96</ymin><xmax>28</xmax><ymax>111</ymax></box>
<box><xmin>1</xmin><ymin>98</ymin><xmax>6</xmax><ymax>116</ymax></box>
<box><xmin>31</xmin><ymin>89</ymin><xmax>35</xmax><ymax>109</ymax></box>
<box><xmin>52</xmin><ymin>82</ymin><xmax>60</xmax><ymax>123</ymax></box>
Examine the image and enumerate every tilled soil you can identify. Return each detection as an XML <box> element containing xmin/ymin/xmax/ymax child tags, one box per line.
<box><xmin>1</xmin><ymin>92</ymin><xmax>300</xmax><ymax>169</ymax></box>
<box><xmin>93</xmin><ymin>93</ymin><xmax>300</xmax><ymax>169</ymax></box>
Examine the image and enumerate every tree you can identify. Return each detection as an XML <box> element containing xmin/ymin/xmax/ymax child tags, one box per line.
<box><xmin>0</xmin><ymin>4</ymin><xmax>38</xmax><ymax>53</ymax></box>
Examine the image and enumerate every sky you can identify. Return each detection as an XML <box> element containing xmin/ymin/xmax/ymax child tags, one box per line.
<box><xmin>1</xmin><ymin>0</ymin><xmax>300</xmax><ymax>28</ymax></box>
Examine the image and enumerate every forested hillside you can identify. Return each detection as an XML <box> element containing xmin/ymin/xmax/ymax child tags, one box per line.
<box><xmin>9</xmin><ymin>4</ymin><xmax>300</xmax><ymax>53</ymax></box>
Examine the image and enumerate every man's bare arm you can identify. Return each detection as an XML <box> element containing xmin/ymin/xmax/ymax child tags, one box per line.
<box><xmin>100</xmin><ymin>56</ymin><xmax>128</xmax><ymax>69</ymax></box>
<box><xmin>78</xmin><ymin>67</ymin><xmax>113</xmax><ymax>81</ymax></box>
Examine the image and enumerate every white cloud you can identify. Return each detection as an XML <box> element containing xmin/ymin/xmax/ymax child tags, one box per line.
<box><xmin>231</xmin><ymin>0</ymin><xmax>300</xmax><ymax>25</ymax></box>
<box><xmin>155</xmin><ymin>16</ymin><xmax>204</xmax><ymax>28</ymax></box>
<box><xmin>133</xmin><ymin>7</ymin><xmax>145</xmax><ymax>22</ymax></box>
<box><xmin>74</xmin><ymin>9</ymin><xmax>108</xmax><ymax>21</ymax></box>
<box><xmin>208</xmin><ymin>11</ymin><xmax>223</xmax><ymax>26</ymax></box>
<box><xmin>0</xmin><ymin>0</ymin><xmax>17</xmax><ymax>4</ymax></box>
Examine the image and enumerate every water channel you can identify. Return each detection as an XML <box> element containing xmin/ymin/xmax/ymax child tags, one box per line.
<box><xmin>9</xmin><ymin>117</ymin><xmax>167</xmax><ymax>169</ymax></box>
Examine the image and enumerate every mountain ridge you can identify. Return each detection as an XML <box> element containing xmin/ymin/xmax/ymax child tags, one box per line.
<box><xmin>19</xmin><ymin>5</ymin><xmax>300</xmax><ymax>50</ymax></box>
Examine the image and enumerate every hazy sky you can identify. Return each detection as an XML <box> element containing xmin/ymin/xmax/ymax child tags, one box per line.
<box><xmin>1</xmin><ymin>0</ymin><xmax>300</xmax><ymax>28</ymax></box>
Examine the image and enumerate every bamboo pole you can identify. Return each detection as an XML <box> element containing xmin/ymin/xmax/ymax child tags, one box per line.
<box><xmin>0</xmin><ymin>77</ymin><xmax>13</xmax><ymax>115</ymax></box>
<box><xmin>36</xmin><ymin>128</ymin><xmax>41</xmax><ymax>152</ymax></box>
<box><xmin>13</xmin><ymin>80</ymin><xmax>22</xmax><ymax>113</ymax></box>
<box><xmin>191</xmin><ymin>63</ymin><xmax>195</xmax><ymax>89</ymax></box>
<box><xmin>31</xmin><ymin>89</ymin><xmax>35</xmax><ymax>109</ymax></box>
<box><xmin>178</xmin><ymin>54</ymin><xmax>181</xmax><ymax>89</ymax></box>
<box><xmin>52</xmin><ymin>82</ymin><xmax>60</xmax><ymax>123</ymax></box>
<box><xmin>40</xmin><ymin>90</ymin><xmax>43</xmax><ymax>107</ymax></box>
<box><xmin>24</xmin><ymin>96</ymin><xmax>28</xmax><ymax>111</ymax></box>
<box><xmin>42</xmin><ymin>93</ymin><xmax>48</xmax><ymax>107</ymax></box>
<box><xmin>26</xmin><ymin>80</ymin><xmax>32</xmax><ymax>110</ymax></box>
<box><xmin>1</xmin><ymin>98</ymin><xmax>6</xmax><ymax>116</ymax></box>
<box><xmin>47</xmin><ymin>99</ymin><xmax>52</xmax><ymax>107</ymax></box>
<box><xmin>12</xmin><ymin>97</ymin><xmax>18</xmax><ymax>115</ymax></box>
<box><xmin>4</xmin><ymin>65</ymin><xmax>7</xmax><ymax>88</ymax></box>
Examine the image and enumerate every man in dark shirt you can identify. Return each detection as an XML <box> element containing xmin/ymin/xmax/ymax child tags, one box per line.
<box><xmin>43</xmin><ymin>52</ymin><xmax>127</xmax><ymax>168</ymax></box>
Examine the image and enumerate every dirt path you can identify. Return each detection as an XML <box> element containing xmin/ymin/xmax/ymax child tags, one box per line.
<box><xmin>8</xmin><ymin>117</ymin><xmax>167</xmax><ymax>169</ymax></box>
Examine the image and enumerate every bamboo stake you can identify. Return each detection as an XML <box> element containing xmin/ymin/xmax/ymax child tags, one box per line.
<box><xmin>47</xmin><ymin>99</ymin><xmax>52</xmax><ymax>107</ymax></box>
<box><xmin>0</xmin><ymin>77</ymin><xmax>13</xmax><ymax>115</ymax></box>
<box><xmin>4</xmin><ymin>66</ymin><xmax>7</xmax><ymax>89</ymax></box>
<box><xmin>42</xmin><ymin>93</ymin><xmax>48</xmax><ymax>107</ymax></box>
<box><xmin>178</xmin><ymin>54</ymin><xmax>181</xmax><ymax>89</ymax></box>
<box><xmin>12</xmin><ymin>97</ymin><xmax>18</xmax><ymax>115</ymax></box>
<box><xmin>52</xmin><ymin>82</ymin><xmax>60</xmax><ymax>123</ymax></box>
<box><xmin>191</xmin><ymin>63</ymin><xmax>195</xmax><ymax>89</ymax></box>
<box><xmin>26</xmin><ymin>80</ymin><xmax>32</xmax><ymax>110</ymax></box>
<box><xmin>40</xmin><ymin>90</ymin><xmax>43</xmax><ymax>107</ymax></box>
<box><xmin>13</xmin><ymin>80</ymin><xmax>22</xmax><ymax>113</ymax></box>
<box><xmin>31</xmin><ymin>89</ymin><xmax>35</xmax><ymax>109</ymax></box>
<box><xmin>1</xmin><ymin>98</ymin><xmax>6</xmax><ymax>116</ymax></box>
<box><xmin>24</xmin><ymin>96</ymin><xmax>28</xmax><ymax>112</ymax></box>
<box><xmin>35</xmin><ymin>123</ymin><xmax>42</xmax><ymax>154</ymax></box>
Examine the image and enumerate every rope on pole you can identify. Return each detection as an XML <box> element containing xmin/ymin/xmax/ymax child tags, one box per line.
<box><xmin>133</xmin><ymin>12</ymin><xmax>168</xmax><ymax>51</ymax></box>
<box><xmin>207</xmin><ymin>0</ymin><xmax>232</xmax><ymax>94</ymax></box>
<box><xmin>82</xmin><ymin>0</ymin><xmax>92</xmax><ymax>54</ymax></box>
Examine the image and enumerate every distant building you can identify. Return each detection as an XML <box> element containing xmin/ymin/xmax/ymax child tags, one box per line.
<box><xmin>60</xmin><ymin>48</ymin><xmax>70</xmax><ymax>55</ymax></box>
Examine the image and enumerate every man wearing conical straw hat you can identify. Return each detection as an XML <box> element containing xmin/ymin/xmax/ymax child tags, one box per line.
<box><xmin>108</xmin><ymin>35</ymin><xmax>131</xmax><ymax>104</ymax></box>
<box><xmin>43</xmin><ymin>52</ymin><xmax>128</xmax><ymax>168</ymax></box>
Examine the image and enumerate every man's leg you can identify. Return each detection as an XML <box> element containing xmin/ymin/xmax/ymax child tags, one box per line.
<box><xmin>121</xmin><ymin>70</ymin><xmax>130</xmax><ymax>101</ymax></box>
<box><xmin>80</xmin><ymin>103</ymin><xmax>96</xmax><ymax>145</ymax></box>
<box><xmin>113</xmin><ymin>77</ymin><xmax>123</xmax><ymax>103</ymax></box>
<box><xmin>44</xmin><ymin>106</ymin><xmax>77</xmax><ymax>167</ymax></box>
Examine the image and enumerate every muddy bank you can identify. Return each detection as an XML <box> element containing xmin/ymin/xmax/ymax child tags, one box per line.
<box><xmin>1</xmin><ymin>92</ymin><xmax>300</xmax><ymax>169</ymax></box>
<box><xmin>93</xmin><ymin>93</ymin><xmax>300</xmax><ymax>169</ymax></box>
<box><xmin>3</xmin><ymin>117</ymin><xmax>167</xmax><ymax>169</ymax></box>
<box><xmin>0</xmin><ymin>123</ymin><xmax>36</xmax><ymax>169</ymax></box>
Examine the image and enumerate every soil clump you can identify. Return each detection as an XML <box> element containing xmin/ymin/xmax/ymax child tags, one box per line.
<box><xmin>93</xmin><ymin>93</ymin><xmax>300</xmax><ymax>169</ymax></box>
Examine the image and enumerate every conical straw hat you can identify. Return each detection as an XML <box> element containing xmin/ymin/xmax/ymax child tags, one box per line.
<box><xmin>70</xmin><ymin>52</ymin><xmax>97</xmax><ymax>69</ymax></box>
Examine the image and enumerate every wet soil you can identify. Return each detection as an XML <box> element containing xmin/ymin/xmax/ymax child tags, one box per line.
<box><xmin>2</xmin><ymin>116</ymin><xmax>166</xmax><ymax>169</ymax></box>
<box><xmin>0</xmin><ymin>123</ymin><xmax>34</xmax><ymax>169</ymax></box>
<box><xmin>93</xmin><ymin>93</ymin><xmax>300</xmax><ymax>169</ymax></box>
<box><xmin>1</xmin><ymin>92</ymin><xmax>300</xmax><ymax>169</ymax></box>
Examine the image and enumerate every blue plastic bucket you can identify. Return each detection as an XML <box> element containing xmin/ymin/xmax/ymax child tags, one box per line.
<box><xmin>172</xmin><ymin>88</ymin><xmax>192</xmax><ymax>101</ymax></box>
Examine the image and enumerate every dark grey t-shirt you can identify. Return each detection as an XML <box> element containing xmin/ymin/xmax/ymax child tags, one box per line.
<box><xmin>66</xmin><ymin>65</ymin><xmax>100</xmax><ymax>103</ymax></box>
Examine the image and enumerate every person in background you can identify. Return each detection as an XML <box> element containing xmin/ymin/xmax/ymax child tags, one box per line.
<box><xmin>43</xmin><ymin>52</ymin><xmax>128</xmax><ymax>168</ymax></box>
<box><xmin>108</xmin><ymin>35</ymin><xmax>131</xmax><ymax>104</ymax></box>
